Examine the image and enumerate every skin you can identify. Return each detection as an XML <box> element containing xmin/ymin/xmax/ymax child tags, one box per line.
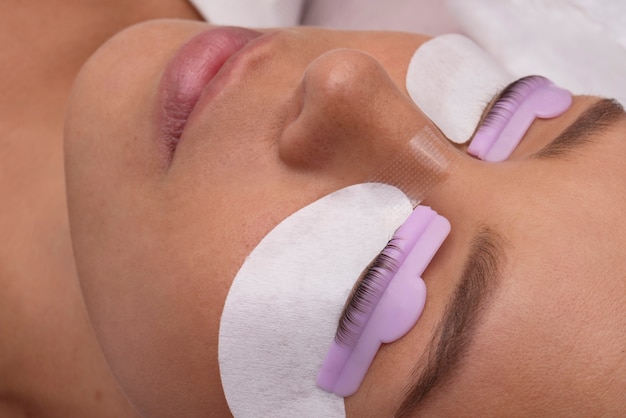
<box><xmin>62</xmin><ymin>17</ymin><xmax>626</xmax><ymax>418</ymax></box>
<box><xmin>0</xmin><ymin>1</ymin><xmax>199</xmax><ymax>416</ymax></box>
<box><xmin>2</xmin><ymin>1</ymin><xmax>624</xmax><ymax>416</ymax></box>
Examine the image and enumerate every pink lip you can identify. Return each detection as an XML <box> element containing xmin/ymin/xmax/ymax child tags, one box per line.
<box><xmin>155</xmin><ymin>27</ymin><xmax>262</xmax><ymax>162</ymax></box>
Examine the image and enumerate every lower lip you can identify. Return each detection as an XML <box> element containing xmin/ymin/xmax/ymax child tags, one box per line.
<box><xmin>155</xmin><ymin>27</ymin><xmax>262</xmax><ymax>162</ymax></box>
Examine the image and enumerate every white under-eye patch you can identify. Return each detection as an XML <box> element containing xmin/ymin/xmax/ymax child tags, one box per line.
<box><xmin>219</xmin><ymin>183</ymin><xmax>412</xmax><ymax>417</ymax></box>
<box><xmin>406</xmin><ymin>34</ymin><xmax>515</xmax><ymax>144</ymax></box>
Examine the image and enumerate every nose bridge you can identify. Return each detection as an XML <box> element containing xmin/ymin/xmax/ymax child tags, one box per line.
<box><xmin>368</xmin><ymin>125</ymin><xmax>463</xmax><ymax>205</ymax></box>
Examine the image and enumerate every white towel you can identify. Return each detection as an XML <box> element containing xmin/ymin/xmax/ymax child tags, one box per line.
<box><xmin>188</xmin><ymin>0</ymin><xmax>305</xmax><ymax>28</ymax></box>
<box><xmin>446</xmin><ymin>0</ymin><xmax>626</xmax><ymax>105</ymax></box>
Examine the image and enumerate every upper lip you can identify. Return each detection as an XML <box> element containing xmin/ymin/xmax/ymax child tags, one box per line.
<box><xmin>155</xmin><ymin>27</ymin><xmax>263</xmax><ymax>163</ymax></box>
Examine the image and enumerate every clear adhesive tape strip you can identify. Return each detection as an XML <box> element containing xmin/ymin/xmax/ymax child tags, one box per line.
<box><xmin>366</xmin><ymin>125</ymin><xmax>461</xmax><ymax>207</ymax></box>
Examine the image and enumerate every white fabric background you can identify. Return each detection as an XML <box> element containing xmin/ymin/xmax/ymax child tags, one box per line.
<box><xmin>188</xmin><ymin>0</ymin><xmax>626</xmax><ymax>104</ymax></box>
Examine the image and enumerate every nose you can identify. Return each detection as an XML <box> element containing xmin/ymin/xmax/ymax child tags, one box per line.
<box><xmin>279</xmin><ymin>48</ymin><xmax>463</xmax><ymax>204</ymax></box>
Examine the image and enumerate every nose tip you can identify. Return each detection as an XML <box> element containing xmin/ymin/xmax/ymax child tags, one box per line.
<box><xmin>279</xmin><ymin>48</ymin><xmax>461</xmax><ymax>202</ymax></box>
<box><xmin>280</xmin><ymin>49</ymin><xmax>420</xmax><ymax>169</ymax></box>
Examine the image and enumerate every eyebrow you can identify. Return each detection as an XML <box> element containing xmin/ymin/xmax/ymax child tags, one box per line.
<box><xmin>394</xmin><ymin>227</ymin><xmax>506</xmax><ymax>416</ymax></box>
<box><xmin>394</xmin><ymin>97</ymin><xmax>626</xmax><ymax>416</ymax></box>
<box><xmin>534</xmin><ymin>98</ymin><xmax>626</xmax><ymax>160</ymax></box>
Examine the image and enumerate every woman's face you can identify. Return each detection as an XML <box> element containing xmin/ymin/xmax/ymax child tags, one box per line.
<box><xmin>64</xmin><ymin>20</ymin><xmax>626</xmax><ymax>417</ymax></box>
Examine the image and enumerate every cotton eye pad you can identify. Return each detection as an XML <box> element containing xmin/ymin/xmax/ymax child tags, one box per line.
<box><xmin>219</xmin><ymin>183</ymin><xmax>413</xmax><ymax>417</ymax></box>
<box><xmin>406</xmin><ymin>34</ymin><xmax>515</xmax><ymax>144</ymax></box>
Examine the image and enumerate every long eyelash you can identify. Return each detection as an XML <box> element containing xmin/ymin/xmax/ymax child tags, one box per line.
<box><xmin>480</xmin><ymin>75</ymin><xmax>550</xmax><ymax>130</ymax></box>
<box><xmin>335</xmin><ymin>238</ymin><xmax>401</xmax><ymax>346</ymax></box>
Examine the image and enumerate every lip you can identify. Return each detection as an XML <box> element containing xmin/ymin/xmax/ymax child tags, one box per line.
<box><xmin>155</xmin><ymin>27</ymin><xmax>263</xmax><ymax>163</ymax></box>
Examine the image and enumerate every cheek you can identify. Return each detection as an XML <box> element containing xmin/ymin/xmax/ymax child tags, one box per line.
<box><xmin>63</xmin><ymin>20</ymin><xmax>268</xmax><ymax>415</ymax></box>
<box><xmin>68</xmin><ymin>142</ymin><xmax>342</xmax><ymax>417</ymax></box>
<box><xmin>68</xmin><ymin>171</ymin><xmax>291</xmax><ymax>416</ymax></box>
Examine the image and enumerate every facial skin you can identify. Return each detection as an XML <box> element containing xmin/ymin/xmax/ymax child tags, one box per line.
<box><xmin>64</xmin><ymin>19</ymin><xmax>626</xmax><ymax>417</ymax></box>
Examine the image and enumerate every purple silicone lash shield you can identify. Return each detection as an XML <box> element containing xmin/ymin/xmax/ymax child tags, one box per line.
<box><xmin>317</xmin><ymin>205</ymin><xmax>451</xmax><ymax>397</ymax></box>
<box><xmin>468</xmin><ymin>76</ymin><xmax>573</xmax><ymax>162</ymax></box>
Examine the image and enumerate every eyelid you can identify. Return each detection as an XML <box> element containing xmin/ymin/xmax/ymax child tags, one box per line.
<box><xmin>467</xmin><ymin>75</ymin><xmax>573</xmax><ymax>161</ymax></box>
<box><xmin>473</xmin><ymin>75</ymin><xmax>549</xmax><ymax>135</ymax></box>
<box><xmin>335</xmin><ymin>206</ymin><xmax>441</xmax><ymax>346</ymax></box>
<box><xmin>318</xmin><ymin>206</ymin><xmax>451</xmax><ymax>397</ymax></box>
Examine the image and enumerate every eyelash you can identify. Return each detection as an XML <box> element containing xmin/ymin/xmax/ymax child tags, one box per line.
<box><xmin>336</xmin><ymin>238</ymin><xmax>402</xmax><ymax>346</ymax></box>
<box><xmin>479</xmin><ymin>75</ymin><xmax>551</xmax><ymax>130</ymax></box>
